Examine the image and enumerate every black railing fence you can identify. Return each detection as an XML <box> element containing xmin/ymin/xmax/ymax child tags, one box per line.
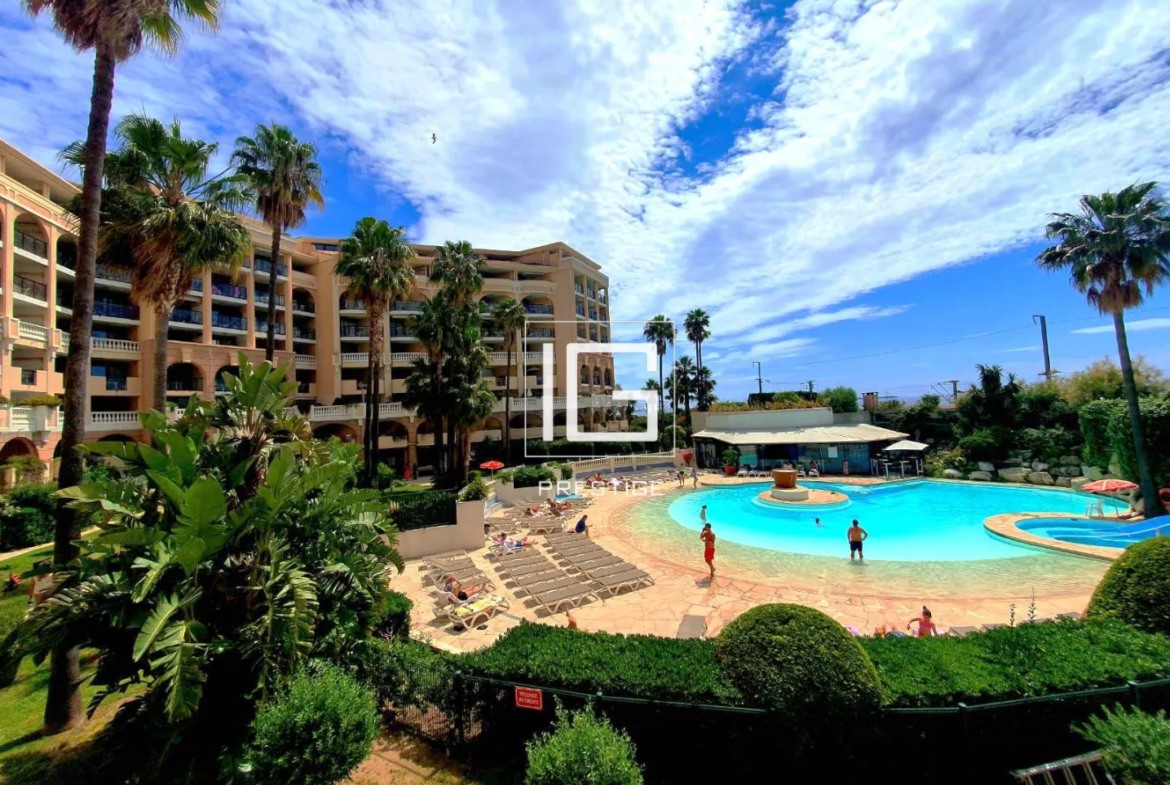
<box><xmin>385</xmin><ymin>660</ymin><xmax>1170</xmax><ymax>785</ymax></box>
<box><xmin>385</xmin><ymin>490</ymin><xmax>458</xmax><ymax>531</ymax></box>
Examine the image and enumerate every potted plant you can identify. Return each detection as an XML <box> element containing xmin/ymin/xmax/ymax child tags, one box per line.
<box><xmin>20</xmin><ymin>394</ymin><xmax>62</xmax><ymax>431</ymax></box>
<box><xmin>722</xmin><ymin>447</ymin><xmax>740</xmax><ymax>476</ymax></box>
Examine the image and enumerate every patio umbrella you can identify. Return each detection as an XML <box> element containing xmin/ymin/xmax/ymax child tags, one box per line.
<box><xmin>479</xmin><ymin>460</ymin><xmax>505</xmax><ymax>478</ymax></box>
<box><xmin>1080</xmin><ymin>478</ymin><xmax>1138</xmax><ymax>493</ymax></box>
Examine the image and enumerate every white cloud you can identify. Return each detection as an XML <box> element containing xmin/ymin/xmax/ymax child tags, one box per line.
<box><xmin>1072</xmin><ymin>318</ymin><xmax>1170</xmax><ymax>335</ymax></box>
<box><xmin>2</xmin><ymin>0</ymin><xmax>1169</xmax><ymax>370</ymax></box>
<box><xmin>998</xmin><ymin>345</ymin><xmax>1039</xmax><ymax>353</ymax></box>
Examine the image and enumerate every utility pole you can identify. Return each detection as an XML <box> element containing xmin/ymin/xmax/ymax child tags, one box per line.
<box><xmin>752</xmin><ymin>362</ymin><xmax>763</xmax><ymax>397</ymax></box>
<box><xmin>1033</xmin><ymin>315</ymin><xmax>1052</xmax><ymax>381</ymax></box>
<box><xmin>806</xmin><ymin>379</ymin><xmax>815</xmax><ymax>394</ymax></box>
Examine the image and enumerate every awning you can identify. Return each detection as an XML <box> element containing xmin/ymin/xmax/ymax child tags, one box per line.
<box><xmin>884</xmin><ymin>440</ymin><xmax>929</xmax><ymax>452</ymax></box>
<box><xmin>692</xmin><ymin>422</ymin><xmax>907</xmax><ymax>446</ymax></box>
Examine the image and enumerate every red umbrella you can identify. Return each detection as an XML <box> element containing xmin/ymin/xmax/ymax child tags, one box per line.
<box><xmin>1080</xmin><ymin>478</ymin><xmax>1138</xmax><ymax>493</ymax></box>
<box><xmin>479</xmin><ymin>460</ymin><xmax>505</xmax><ymax>478</ymax></box>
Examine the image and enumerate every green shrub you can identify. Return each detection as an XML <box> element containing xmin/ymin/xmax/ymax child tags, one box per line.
<box><xmin>957</xmin><ymin>429</ymin><xmax>1003</xmax><ymax>463</ymax></box>
<box><xmin>1087</xmin><ymin>538</ymin><xmax>1170</xmax><ymax>636</ymax></box>
<box><xmin>458</xmin><ymin>478</ymin><xmax>489</xmax><ymax>501</ymax></box>
<box><xmin>1015</xmin><ymin>426</ymin><xmax>1078</xmax><ymax>463</ymax></box>
<box><xmin>379</xmin><ymin>591</ymin><xmax>413</xmax><ymax>639</ymax></box>
<box><xmin>0</xmin><ymin>482</ymin><xmax>59</xmax><ymax>551</ymax></box>
<box><xmin>463</xmin><ymin>622</ymin><xmax>742</xmax><ymax>704</ymax></box>
<box><xmin>1080</xmin><ymin>399</ymin><xmax>1125</xmax><ymax>467</ymax></box>
<box><xmin>375</xmin><ymin>462</ymin><xmax>396</xmax><ymax>489</ymax></box>
<box><xmin>720</xmin><ymin>448</ymin><xmax>740</xmax><ymax>467</ymax></box>
<box><xmin>356</xmin><ymin>639</ymin><xmax>456</xmax><ymax>713</ymax></box>
<box><xmin>248</xmin><ymin>664</ymin><xmax>379</xmax><ymax>785</ymax></box>
<box><xmin>1108</xmin><ymin>397</ymin><xmax>1170</xmax><ymax>485</ymax></box>
<box><xmin>861</xmin><ymin>619</ymin><xmax>1170</xmax><ymax>707</ymax></box>
<box><xmin>713</xmin><ymin>604</ymin><xmax>881</xmax><ymax>726</ymax></box>
<box><xmin>4</xmin><ymin>456</ymin><xmax>45</xmax><ymax>485</ymax></box>
<box><xmin>818</xmin><ymin>386</ymin><xmax>859</xmax><ymax>413</ymax></box>
<box><xmin>17</xmin><ymin>394</ymin><xmax>62</xmax><ymax>407</ymax></box>
<box><xmin>1076</xmin><ymin>705</ymin><xmax>1170</xmax><ymax>785</ymax></box>
<box><xmin>509</xmin><ymin>464</ymin><xmax>557</xmax><ymax>488</ymax></box>
<box><xmin>525</xmin><ymin>705</ymin><xmax>642</xmax><ymax>785</ymax></box>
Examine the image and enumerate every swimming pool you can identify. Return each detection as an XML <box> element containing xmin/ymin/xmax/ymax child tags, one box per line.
<box><xmin>667</xmin><ymin>480</ymin><xmax>1127</xmax><ymax>562</ymax></box>
<box><xmin>1016</xmin><ymin>516</ymin><xmax>1168</xmax><ymax>549</ymax></box>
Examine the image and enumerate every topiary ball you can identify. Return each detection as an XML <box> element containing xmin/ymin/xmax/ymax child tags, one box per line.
<box><xmin>1087</xmin><ymin>537</ymin><xmax>1170</xmax><ymax>636</ymax></box>
<box><xmin>714</xmin><ymin>603</ymin><xmax>882</xmax><ymax>725</ymax></box>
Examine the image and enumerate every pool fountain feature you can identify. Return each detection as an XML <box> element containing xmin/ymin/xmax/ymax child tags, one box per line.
<box><xmin>757</xmin><ymin>468</ymin><xmax>850</xmax><ymax>508</ymax></box>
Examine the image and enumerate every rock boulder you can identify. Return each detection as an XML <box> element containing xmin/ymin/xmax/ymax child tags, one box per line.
<box><xmin>1027</xmin><ymin>471</ymin><xmax>1055</xmax><ymax>486</ymax></box>
<box><xmin>968</xmin><ymin>471</ymin><xmax>993</xmax><ymax>481</ymax></box>
<box><xmin>1031</xmin><ymin>461</ymin><xmax>1050</xmax><ymax>472</ymax></box>
<box><xmin>1056</xmin><ymin>477</ymin><xmax>1072</xmax><ymax>487</ymax></box>
<box><xmin>1000</xmin><ymin>467</ymin><xmax>1030</xmax><ymax>483</ymax></box>
<box><xmin>1087</xmin><ymin>467</ymin><xmax>1107</xmax><ymax>481</ymax></box>
<box><xmin>977</xmin><ymin>462</ymin><xmax>996</xmax><ymax>473</ymax></box>
<box><xmin>1056</xmin><ymin>466</ymin><xmax>1081</xmax><ymax>477</ymax></box>
<box><xmin>1060</xmin><ymin>455</ymin><xmax>1080</xmax><ymax>466</ymax></box>
<box><xmin>942</xmin><ymin>469</ymin><xmax>964</xmax><ymax>479</ymax></box>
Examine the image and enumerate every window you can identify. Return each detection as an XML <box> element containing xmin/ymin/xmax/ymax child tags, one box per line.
<box><xmin>313</xmin><ymin>243</ymin><xmax>339</xmax><ymax>252</ymax></box>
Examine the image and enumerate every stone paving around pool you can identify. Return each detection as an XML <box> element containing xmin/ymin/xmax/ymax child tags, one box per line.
<box><xmin>398</xmin><ymin>476</ymin><xmax>1108</xmax><ymax>654</ymax></box>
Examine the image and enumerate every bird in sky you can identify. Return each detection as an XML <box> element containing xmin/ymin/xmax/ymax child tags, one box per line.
<box><xmin>431</xmin><ymin>133</ymin><xmax>437</xmax><ymax>144</ymax></box>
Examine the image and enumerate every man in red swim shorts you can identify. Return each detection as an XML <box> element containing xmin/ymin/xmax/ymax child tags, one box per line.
<box><xmin>700</xmin><ymin>522</ymin><xmax>716</xmax><ymax>581</ymax></box>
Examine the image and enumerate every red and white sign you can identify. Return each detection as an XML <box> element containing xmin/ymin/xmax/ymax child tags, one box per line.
<box><xmin>515</xmin><ymin>687</ymin><xmax>544</xmax><ymax>711</ymax></box>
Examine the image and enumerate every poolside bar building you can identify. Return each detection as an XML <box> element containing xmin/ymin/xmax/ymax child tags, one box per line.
<box><xmin>690</xmin><ymin>407</ymin><xmax>907</xmax><ymax>474</ymax></box>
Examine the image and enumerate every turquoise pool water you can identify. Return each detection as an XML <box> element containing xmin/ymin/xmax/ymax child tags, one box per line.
<box><xmin>667</xmin><ymin>481</ymin><xmax>1127</xmax><ymax>562</ymax></box>
<box><xmin>1017</xmin><ymin>516</ymin><xmax>1168</xmax><ymax>549</ymax></box>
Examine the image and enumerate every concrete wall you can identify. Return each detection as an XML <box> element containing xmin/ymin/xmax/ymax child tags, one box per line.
<box><xmin>495</xmin><ymin>481</ymin><xmax>557</xmax><ymax>508</ymax></box>
<box><xmin>693</xmin><ymin>407</ymin><xmax>835</xmax><ymax>432</ymax></box>
<box><xmin>395</xmin><ymin>499</ymin><xmax>486</xmax><ymax>559</ymax></box>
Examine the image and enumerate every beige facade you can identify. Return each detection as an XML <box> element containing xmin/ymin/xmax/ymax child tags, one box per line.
<box><xmin>0</xmin><ymin>136</ymin><xmax>622</xmax><ymax>474</ymax></box>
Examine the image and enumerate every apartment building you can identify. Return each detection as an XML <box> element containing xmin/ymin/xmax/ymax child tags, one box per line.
<box><xmin>0</xmin><ymin>136</ymin><xmax>622</xmax><ymax>476</ymax></box>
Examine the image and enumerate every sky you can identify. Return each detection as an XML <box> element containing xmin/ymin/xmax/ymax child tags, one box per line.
<box><xmin>2</xmin><ymin>0</ymin><xmax>1169</xmax><ymax>403</ymax></box>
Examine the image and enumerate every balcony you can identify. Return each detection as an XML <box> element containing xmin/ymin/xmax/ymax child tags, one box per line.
<box><xmin>189</xmin><ymin>279</ymin><xmax>203</xmax><ymax>293</ymax></box>
<box><xmin>295</xmin><ymin>354</ymin><xmax>317</xmax><ymax>369</ymax></box>
<box><xmin>14</xmin><ymin>229</ymin><xmax>49</xmax><ymax>262</ymax></box>
<box><xmin>92</xmin><ymin>338</ymin><xmax>140</xmax><ymax>357</ymax></box>
<box><xmin>525</xmin><ymin>303</ymin><xmax>554</xmax><ymax>317</ymax></box>
<box><xmin>293</xmin><ymin>327</ymin><xmax>317</xmax><ymax>342</ymax></box>
<box><xmin>95</xmin><ymin>264</ymin><xmax>133</xmax><ymax>286</ymax></box>
<box><xmin>13</xmin><ymin>275</ymin><xmax>47</xmax><ymax>303</ymax></box>
<box><xmin>388</xmin><ymin>327</ymin><xmax>414</xmax><ymax>341</ymax></box>
<box><xmin>211</xmin><ymin>313</ymin><xmax>247</xmax><ymax>332</ymax></box>
<box><xmin>527</xmin><ymin>328</ymin><xmax>555</xmax><ymax>340</ymax></box>
<box><xmin>170</xmin><ymin>308</ymin><xmax>203</xmax><ymax>327</ymax></box>
<box><xmin>210</xmin><ymin>282</ymin><xmax>248</xmax><ymax>301</ymax></box>
<box><xmin>391</xmin><ymin>352</ymin><xmax>427</xmax><ymax>365</ymax></box>
<box><xmin>341</xmin><ymin>324</ymin><xmax>370</xmax><ymax>339</ymax></box>
<box><xmin>339</xmin><ymin>299</ymin><xmax>365</xmax><ymax>313</ymax></box>
<box><xmin>89</xmin><ymin>411</ymin><xmax>145</xmax><ymax>432</ymax></box>
<box><xmin>166</xmin><ymin>378</ymin><xmax>203</xmax><ymax>392</ymax></box>
<box><xmin>255</xmin><ymin>320</ymin><xmax>286</xmax><ymax>336</ymax></box>
<box><xmin>574</xmin><ymin>283</ymin><xmax>584</xmax><ymax>295</ymax></box>
<box><xmin>589</xmin><ymin>309</ymin><xmax>598</xmax><ymax>320</ymax></box>
<box><xmin>291</xmin><ymin>299</ymin><xmax>315</xmax><ymax>314</ymax></box>
<box><xmin>16</xmin><ymin>320</ymin><xmax>49</xmax><ymax>345</ymax></box>
<box><xmin>598</xmin><ymin>292</ymin><xmax>608</xmax><ymax>304</ymax></box>
<box><xmin>587</xmin><ymin>288</ymin><xmax>596</xmax><ymax>300</ymax></box>
<box><xmin>297</xmin><ymin>381</ymin><xmax>316</xmax><ymax>397</ymax></box>
<box><xmin>341</xmin><ymin>379</ymin><xmax>368</xmax><ymax>396</ymax></box>
<box><xmin>341</xmin><ymin>352</ymin><xmax>370</xmax><ymax>367</ymax></box>
<box><xmin>94</xmin><ymin>301</ymin><xmax>140</xmax><ymax>321</ymax></box>
<box><xmin>89</xmin><ymin>375</ymin><xmax>140</xmax><ymax>395</ymax></box>
<box><xmin>254</xmin><ymin>259</ymin><xmax>288</xmax><ymax>278</ymax></box>
<box><xmin>255</xmin><ymin>292</ymin><xmax>285</xmax><ymax>309</ymax></box>
<box><xmin>19</xmin><ymin>368</ymin><xmax>38</xmax><ymax>386</ymax></box>
<box><xmin>391</xmin><ymin>301</ymin><xmax>425</xmax><ymax>313</ymax></box>
<box><xmin>308</xmin><ymin>404</ymin><xmax>364</xmax><ymax>422</ymax></box>
<box><xmin>575</xmin><ymin>306</ymin><xmax>585</xmax><ymax>318</ymax></box>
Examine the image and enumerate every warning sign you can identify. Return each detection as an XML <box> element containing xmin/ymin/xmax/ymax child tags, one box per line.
<box><xmin>515</xmin><ymin>687</ymin><xmax>544</xmax><ymax>711</ymax></box>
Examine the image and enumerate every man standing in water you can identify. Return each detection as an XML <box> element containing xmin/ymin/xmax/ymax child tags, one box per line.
<box><xmin>848</xmin><ymin>519</ymin><xmax>868</xmax><ymax>561</ymax></box>
<box><xmin>700</xmin><ymin>522</ymin><xmax>716</xmax><ymax>580</ymax></box>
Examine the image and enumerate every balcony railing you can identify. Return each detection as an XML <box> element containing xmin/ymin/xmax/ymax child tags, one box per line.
<box><xmin>587</xmin><ymin>288</ymin><xmax>596</xmax><ymax>299</ymax></box>
<box><xmin>295</xmin><ymin>354</ymin><xmax>317</xmax><ymax>368</ymax></box>
<box><xmin>293</xmin><ymin>327</ymin><xmax>317</xmax><ymax>340</ymax></box>
<box><xmin>339</xmin><ymin>299</ymin><xmax>365</xmax><ymax>311</ymax></box>
<box><xmin>20</xmin><ymin>369</ymin><xmax>37</xmax><ymax>386</ymax></box>
<box><xmin>171</xmin><ymin>308</ymin><xmax>203</xmax><ymax>325</ymax></box>
<box><xmin>211</xmin><ymin>313</ymin><xmax>247</xmax><ymax>331</ymax></box>
<box><xmin>598</xmin><ymin>292</ymin><xmax>607</xmax><ymax>304</ymax></box>
<box><xmin>14</xmin><ymin>275</ymin><xmax>47</xmax><ymax>301</ymax></box>
<box><xmin>167</xmin><ymin>378</ymin><xmax>203</xmax><ymax>391</ymax></box>
<box><xmin>103</xmin><ymin>377</ymin><xmax>129</xmax><ymax>392</ymax></box>
<box><xmin>389</xmin><ymin>326</ymin><xmax>414</xmax><ymax>338</ymax></box>
<box><xmin>14</xmin><ymin>229</ymin><xmax>48</xmax><ymax>259</ymax></box>
<box><xmin>255</xmin><ymin>259</ymin><xmax>288</xmax><ymax>277</ymax></box>
<box><xmin>525</xmin><ymin>303</ymin><xmax>553</xmax><ymax>315</ymax></box>
<box><xmin>211</xmin><ymin>282</ymin><xmax>247</xmax><ymax>300</ymax></box>
<box><xmin>292</xmin><ymin>299</ymin><xmax>315</xmax><ymax>314</ymax></box>
<box><xmin>91</xmin><ymin>411</ymin><xmax>142</xmax><ymax>427</ymax></box>
<box><xmin>342</xmin><ymin>324</ymin><xmax>371</xmax><ymax>338</ymax></box>
<box><xmin>256</xmin><ymin>320</ymin><xmax>286</xmax><ymax>336</ymax></box>
<box><xmin>574</xmin><ymin>283</ymin><xmax>584</xmax><ymax>295</ymax></box>
<box><xmin>255</xmin><ymin>292</ymin><xmax>286</xmax><ymax>308</ymax></box>
<box><xmin>527</xmin><ymin>328</ymin><xmax>555</xmax><ymax>338</ymax></box>
<box><xmin>95</xmin><ymin>264</ymin><xmax>133</xmax><ymax>284</ymax></box>
<box><xmin>188</xmin><ymin>279</ymin><xmax>203</xmax><ymax>292</ymax></box>
<box><xmin>92</xmin><ymin>338</ymin><xmax>139</xmax><ymax>353</ymax></box>
<box><xmin>392</xmin><ymin>300</ymin><xmax>426</xmax><ymax>312</ymax></box>
<box><xmin>94</xmin><ymin>301</ymin><xmax>140</xmax><ymax>320</ymax></box>
<box><xmin>18</xmin><ymin>321</ymin><xmax>48</xmax><ymax>343</ymax></box>
<box><xmin>589</xmin><ymin>309</ymin><xmax>598</xmax><ymax>319</ymax></box>
<box><xmin>576</xmin><ymin>306</ymin><xmax>585</xmax><ymax>317</ymax></box>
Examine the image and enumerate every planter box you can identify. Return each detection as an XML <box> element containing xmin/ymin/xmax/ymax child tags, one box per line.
<box><xmin>396</xmin><ymin>499</ymin><xmax>486</xmax><ymax>560</ymax></box>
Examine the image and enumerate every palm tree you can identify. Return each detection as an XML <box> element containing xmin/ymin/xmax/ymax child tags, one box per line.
<box><xmin>493</xmin><ymin>298</ymin><xmax>527</xmax><ymax>465</ymax></box>
<box><xmin>693</xmin><ymin>366</ymin><xmax>717</xmax><ymax>415</ymax></box>
<box><xmin>666</xmin><ymin>356</ymin><xmax>697</xmax><ymax>425</ymax></box>
<box><xmin>67</xmin><ymin>115</ymin><xmax>251</xmax><ymax>410</ymax></box>
<box><xmin>431</xmin><ymin>240</ymin><xmax>485</xmax><ymax>307</ymax></box>
<box><xmin>684</xmin><ymin>308</ymin><xmax>710</xmax><ymax>373</ymax></box>
<box><xmin>643</xmin><ymin>315</ymin><xmax>675</xmax><ymax>412</ymax></box>
<box><xmin>334</xmin><ymin>218</ymin><xmax>416</xmax><ymax>486</ymax></box>
<box><xmin>25</xmin><ymin>0</ymin><xmax>222</xmax><ymax>734</ymax></box>
<box><xmin>406</xmin><ymin>297</ymin><xmax>456</xmax><ymax>476</ymax></box>
<box><xmin>232</xmin><ymin>124</ymin><xmax>324</xmax><ymax>361</ymax></box>
<box><xmin>1038</xmin><ymin>183</ymin><xmax>1170</xmax><ymax>517</ymax></box>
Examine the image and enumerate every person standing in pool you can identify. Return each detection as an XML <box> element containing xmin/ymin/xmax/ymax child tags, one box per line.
<box><xmin>700</xmin><ymin>522</ymin><xmax>716</xmax><ymax>580</ymax></box>
<box><xmin>691</xmin><ymin>465</ymin><xmax>699</xmax><ymax>487</ymax></box>
<box><xmin>848</xmin><ymin>519</ymin><xmax>868</xmax><ymax>561</ymax></box>
<box><xmin>700</xmin><ymin>505</ymin><xmax>708</xmax><ymax>525</ymax></box>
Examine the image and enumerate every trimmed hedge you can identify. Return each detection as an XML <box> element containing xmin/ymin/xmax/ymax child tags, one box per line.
<box><xmin>0</xmin><ymin>482</ymin><xmax>59</xmax><ymax>551</ymax></box>
<box><xmin>861</xmin><ymin>619</ymin><xmax>1170</xmax><ymax>707</ymax></box>
<box><xmin>460</xmin><ymin>623</ymin><xmax>743</xmax><ymax>705</ymax></box>
<box><xmin>1088</xmin><ymin>538</ymin><xmax>1170</xmax><ymax>636</ymax></box>
<box><xmin>714</xmin><ymin>604</ymin><xmax>881</xmax><ymax>724</ymax></box>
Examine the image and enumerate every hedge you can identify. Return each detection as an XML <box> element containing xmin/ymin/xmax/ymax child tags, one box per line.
<box><xmin>1087</xmin><ymin>538</ymin><xmax>1170</xmax><ymax>636</ymax></box>
<box><xmin>1108</xmin><ymin>397</ymin><xmax>1170</xmax><ymax>486</ymax></box>
<box><xmin>860</xmin><ymin>619</ymin><xmax>1170</xmax><ymax>708</ymax></box>
<box><xmin>525</xmin><ymin>706</ymin><xmax>643</xmax><ymax>785</ymax></box>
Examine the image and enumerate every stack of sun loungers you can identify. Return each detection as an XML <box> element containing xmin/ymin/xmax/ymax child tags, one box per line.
<box><xmin>543</xmin><ymin>532</ymin><xmax>654</xmax><ymax>597</ymax></box>
<box><xmin>419</xmin><ymin>551</ymin><xmax>510</xmax><ymax>629</ymax></box>
<box><xmin>487</xmin><ymin>546</ymin><xmax>599</xmax><ymax>615</ymax></box>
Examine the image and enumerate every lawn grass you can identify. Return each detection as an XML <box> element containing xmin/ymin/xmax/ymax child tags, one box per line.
<box><xmin>0</xmin><ymin>545</ymin><xmax>53</xmax><ymax>642</ymax></box>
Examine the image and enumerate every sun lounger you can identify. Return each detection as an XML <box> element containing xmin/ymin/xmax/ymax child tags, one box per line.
<box><xmin>425</xmin><ymin>562</ymin><xmax>481</xmax><ymax>582</ymax></box>
<box><xmin>531</xmin><ymin>581</ymin><xmax>596</xmax><ymax>614</ymax></box>
<box><xmin>946</xmin><ymin>625</ymin><xmax>979</xmax><ymax>638</ymax></box>
<box><xmin>566</xmin><ymin>552</ymin><xmax>623</xmax><ymax>570</ymax></box>
<box><xmin>676</xmin><ymin>615</ymin><xmax>707</xmax><ymax>639</ymax></box>
<box><xmin>591</xmin><ymin>567</ymin><xmax>653</xmax><ymax>596</ymax></box>
<box><xmin>980</xmin><ymin>623</ymin><xmax>1005</xmax><ymax>631</ymax></box>
<box><xmin>580</xmin><ymin>561</ymin><xmax>636</xmax><ymax>579</ymax></box>
<box><xmin>496</xmin><ymin>559</ymin><xmax>557</xmax><ymax>581</ymax></box>
<box><xmin>516</xmin><ymin>574</ymin><xmax>580</xmax><ymax>596</ymax></box>
<box><xmin>549</xmin><ymin>539</ymin><xmax>602</xmax><ymax>555</ymax></box>
<box><xmin>433</xmin><ymin>593</ymin><xmax>510</xmax><ymax>630</ymax></box>
<box><xmin>422</xmin><ymin>551</ymin><xmax>471</xmax><ymax>572</ymax></box>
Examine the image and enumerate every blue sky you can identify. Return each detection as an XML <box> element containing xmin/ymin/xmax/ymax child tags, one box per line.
<box><xmin>3</xmin><ymin>0</ymin><xmax>1170</xmax><ymax>402</ymax></box>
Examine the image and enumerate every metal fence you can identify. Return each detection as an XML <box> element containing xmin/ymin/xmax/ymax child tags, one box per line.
<box><xmin>386</xmin><ymin>663</ymin><xmax>1170</xmax><ymax>785</ymax></box>
<box><xmin>386</xmin><ymin>490</ymin><xmax>458</xmax><ymax>532</ymax></box>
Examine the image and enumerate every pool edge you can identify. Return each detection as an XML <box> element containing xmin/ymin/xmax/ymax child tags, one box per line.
<box><xmin>984</xmin><ymin>513</ymin><xmax>1123</xmax><ymax>562</ymax></box>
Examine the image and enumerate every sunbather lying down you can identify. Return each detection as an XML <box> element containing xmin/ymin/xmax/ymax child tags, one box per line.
<box><xmin>490</xmin><ymin>533</ymin><xmax>533</xmax><ymax>552</ymax></box>
<box><xmin>526</xmin><ymin>506</ymin><xmax>547</xmax><ymax>517</ymax></box>
<box><xmin>443</xmin><ymin>574</ymin><xmax>489</xmax><ymax>601</ymax></box>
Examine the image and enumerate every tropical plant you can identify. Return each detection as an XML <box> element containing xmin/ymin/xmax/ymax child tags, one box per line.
<box><xmin>0</xmin><ymin>355</ymin><xmax>401</xmax><ymax>772</ymax></box>
<box><xmin>665</xmin><ymin>356</ymin><xmax>697</xmax><ymax>424</ymax></box>
<box><xmin>1038</xmin><ymin>183</ymin><xmax>1170</xmax><ymax>517</ymax></box>
<box><xmin>334</xmin><ymin>217</ymin><xmax>417</xmax><ymax>486</ymax></box>
<box><xmin>819</xmin><ymin>386</ymin><xmax>860</xmax><ymax>413</ymax></box>
<box><xmin>955</xmin><ymin>364</ymin><xmax>1021</xmax><ymax>437</ymax></box>
<box><xmin>404</xmin><ymin>296</ymin><xmax>455</xmax><ymax>477</ymax></box>
<box><xmin>232</xmin><ymin>123</ymin><xmax>325</xmax><ymax>361</ymax></box>
<box><xmin>430</xmin><ymin>240</ymin><xmax>485</xmax><ymax>307</ymax></box>
<box><xmin>693</xmin><ymin>367</ymin><xmax>716</xmax><ymax>414</ymax></box>
<box><xmin>1076</xmin><ymin>705</ymin><xmax>1170</xmax><ymax>785</ymax></box>
<box><xmin>1080</xmin><ymin>398</ymin><xmax>1126</xmax><ymax>468</ymax></box>
<box><xmin>247</xmin><ymin>663</ymin><xmax>379</xmax><ymax>785</ymax></box>
<box><xmin>525</xmin><ymin>704</ymin><xmax>643</xmax><ymax>785</ymax></box>
<box><xmin>721</xmin><ymin>447</ymin><xmax>740</xmax><ymax>468</ymax></box>
<box><xmin>684</xmin><ymin>309</ymin><xmax>711</xmax><ymax>408</ymax></box>
<box><xmin>27</xmin><ymin>0</ymin><xmax>223</xmax><ymax>733</ymax></box>
<box><xmin>66</xmin><ymin>114</ymin><xmax>251</xmax><ymax>409</ymax></box>
<box><xmin>494</xmin><ymin>297</ymin><xmax>528</xmax><ymax>464</ymax></box>
<box><xmin>642</xmin><ymin>316</ymin><xmax>675</xmax><ymax>412</ymax></box>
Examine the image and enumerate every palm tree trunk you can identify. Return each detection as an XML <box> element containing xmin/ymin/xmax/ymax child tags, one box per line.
<box><xmin>48</xmin><ymin>43</ymin><xmax>117</xmax><ymax>735</ymax></box>
<box><xmin>657</xmin><ymin>349</ymin><xmax>665</xmax><ymax>412</ymax></box>
<box><xmin>1114</xmin><ymin>311</ymin><xmax>1164</xmax><ymax>517</ymax></box>
<box><xmin>504</xmin><ymin>342</ymin><xmax>513</xmax><ymax>465</ymax></box>
<box><xmin>152</xmin><ymin>302</ymin><xmax>170</xmax><ymax>411</ymax></box>
<box><xmin>370</xmin><ymin>309</ymin><xmax>383</xmax><ymax>486</ymax></box>
<box><xmin>364</xmin><ymin>351</ymin><xmax>375</xmax><ymax>486</ymax></box>
<box><xmin>264</xmin><ymin>225</ymin><xmax>281</xmax><ymax>362</ymax></box>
